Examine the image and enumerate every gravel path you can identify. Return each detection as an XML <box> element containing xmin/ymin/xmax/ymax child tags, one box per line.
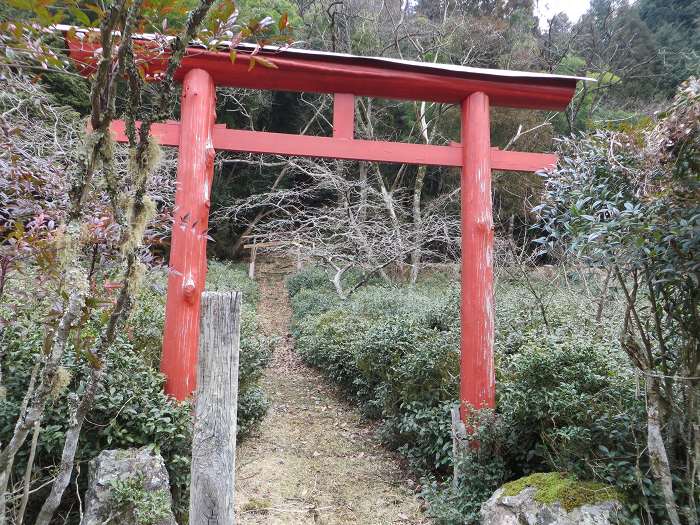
<box><xmin>235</xmin><ymin>259</ymin><xmax>427</xmax><ymax>525</ymax></box>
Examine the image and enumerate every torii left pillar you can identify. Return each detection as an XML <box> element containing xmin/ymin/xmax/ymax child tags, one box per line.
<box><xmin>161</xmin><ymin>68</ymin><xmax>216</xmax><ymax>400</ymax></box>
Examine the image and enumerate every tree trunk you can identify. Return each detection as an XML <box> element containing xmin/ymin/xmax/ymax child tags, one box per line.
<box><xmin>16</xmin><ymin>421</ymin><xmax>40</xmax><ymax>525</ymax></box>
<box><xmin>410</xmin><ymin>164</ymin><xmax>428</xmax><ymax>285</ymax></box>
<box><xmin>35</xmin><ymin>366</ymin><xmax>105</xmax><ymax>525</ymax></box>
<box><xmin>332</xmin><ymin>271</ymin><xmax>345</xmax><ymax>298</ymax></box>
<box><xmin>331</xmin><ymin>266</ymin><xmax>347</xmax><ymax>299</ymax></box>
<box><xmin>687</xmin><ymin>374</ymin><xmax>699</xmax><ymax>525</ymax></box>
<box><xmin>410</xmin><ymin>99</ymin><xmax>432</xmax><ymax>285</ymax></box>
<box><xmin>595</xmin><ymin>266</ymin><xmax>613</xmax><ymax>326</ymax></box>
<box><xmin>358</xmin><ymin>161</ymin><xmax>369</xmax><ymax>224</ymax></box>
<box><xmin>646</xmin><ymin>377</ymin><xmax>681</xmax><ymax>525</ymax></box>
<box><xmin>249</xmin><ymin>244</ymin><xmax>257</xmax><ymax>279</ymax></box>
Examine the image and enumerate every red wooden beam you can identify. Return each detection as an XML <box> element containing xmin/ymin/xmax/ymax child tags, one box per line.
<box><xmin>108</xmin><ymin>120</ymin><xmax>557</xmax><ymax>172</ymax></box>
<box><xmin>214</xmin><ymin>128</ymin><xmax>463</xmax><ymax>166</ymax></box>
<box><xmin>460</xmin><ymin>92</ymin><xmax>496</xmax><ymax>416</ymax></box>
<box><xmin>64</xmin><ymin>31</ymin><xmax>579</xmax><ymax>110</ymax></box>
<box><xmin>490</xmin><ymin>148</ymin><xmax>557</xmax><ymax>172</ymax></box>
<box><xmin>333</xmin><ymin>93</ymin><xmax>355</xmax><ymax>139</ymax></box>
<box><xmin>160</xmin><ymin>68</ymin><xmax>217</xmax><ymax>401</ymax></box>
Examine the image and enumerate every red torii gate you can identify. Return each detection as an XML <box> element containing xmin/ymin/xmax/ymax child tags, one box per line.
<box><xmin>63</xmin><ymin>27</ymin><xmax>582</xmax><ymax>414</ymax></box>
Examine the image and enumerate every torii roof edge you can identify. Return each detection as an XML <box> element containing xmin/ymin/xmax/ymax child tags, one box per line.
<box><xmin>58</xmin><ymin>24</ymin><xmax>589</xmax><ymax>110</ymax></box>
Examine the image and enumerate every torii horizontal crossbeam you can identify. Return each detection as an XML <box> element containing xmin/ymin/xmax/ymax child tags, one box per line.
<box><xmin>109</xmin><ymin>120</ymin><xmax>556</xmax><ymax>172</ymax></box>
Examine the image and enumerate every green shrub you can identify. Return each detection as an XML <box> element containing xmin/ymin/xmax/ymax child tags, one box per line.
<box><xmin>286</xmin><ymin>266</ymin><xmax>332</xmax><ymax>297</ymax></box>
<box><xmin>0</xmin><ymin>325</ymin><xmax>193</xmax><ymax>518</ymax></box>
<box><xmin>415</xmin><ymin>410</ymin><xmax>509</xmax><ymax>524</ymax></box>
<box><xmin>236</xmin><ymin>387</ymin><xmax>269</xmax><ymax>436</ymax></box>
<box><xmin>0</xmin><ymin>261</ymin><xmax>272</xmax><ymax>521</ymax></box>
<box><xmin>288</xmin><ymin>266</ymin><xmax>653</xmax><ymax>523</ymax></box>
<box><xmin>381</xmin><ymin>401</ymin><xmax>454</xmax><ymax>473</ymax></box>
<box><xmin>497</xmin><ymin>328</ymin><xmax>636</xmax><ymax>470</ymax></box>
<box><xmin>289</xmin><ymin>288</ymin><xmax>342</xmax><ymax>337</ymax></box>
<box><xmin>286</xmin><ymin>266</ymin><xmax>384</xmax><ymax>300</ymax></box>
<box><xmin>295</xmin><ymin>308</ymin><xmax>365</xmax><ymax>393</ymax></box>
<box><xmin>421</xmin><ymin>434</ymin><xmax>508</xmax><ymax>524</ymax></box>
<box><xmin>127</xmin><ymin>279</ymin><xmax>168</xmax><ymax>367</ymax></box>
<box><xmin>494</xmin><ymin>328</ymin><xmax>660</xmax><ymax>519</ymax></box>
<box><xmin>110</xmin><ymin>472</ymin><xmax>173</xmax><ymax>525</ymax></box>
<box><xmin>206</xmin><ymin>260</ymin><xmax>260</xmax><ymax>301</ymax></box>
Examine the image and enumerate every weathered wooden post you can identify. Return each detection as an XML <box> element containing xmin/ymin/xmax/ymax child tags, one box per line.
<box><xmin>450</xmin><ymin>406</ymin><xmax>468</xmax><ymax>488</ymax></box>
<box><xmin>190</xmin><ymin>291</ymin><xmax>241</xmax><ymax>524</ymax></box>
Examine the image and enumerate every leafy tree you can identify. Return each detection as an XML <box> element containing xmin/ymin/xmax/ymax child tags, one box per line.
<box><xmin>536</xmin><ymin>78</ymin><xmax>699</xmax><ymax>525</ymax></box>
<box><xmin>561</xmin><ymin>0</ymin><xmax>661</xmax><ymax>131</ymax></box>
<box><xmin>236</xmin><ymin>0</ymin><xmax>302</xmax><ymax>28</ymax></box>
<box><xmin>638</xmin><ymin>0</ymin><xmax>700</xmax><ymax>96</ymax></box>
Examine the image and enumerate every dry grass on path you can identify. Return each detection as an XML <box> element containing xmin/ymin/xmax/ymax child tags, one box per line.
<box><xmin>235</xmin><ymin>260</ymin><xmax>428</xmax><ymax>525</ymax></box>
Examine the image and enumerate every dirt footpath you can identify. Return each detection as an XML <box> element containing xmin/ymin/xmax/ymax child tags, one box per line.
<box><xmin>235</xmin><ymin>260</ymin><xmax>428</xmax><ymax>524</ymax></box>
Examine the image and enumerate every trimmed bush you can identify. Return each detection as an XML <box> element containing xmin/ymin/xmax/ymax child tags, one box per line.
<box><xmin>286</xmin><ymin>266</ymin><xmax>332</xmax><ymax>297</ymax></box>
<box><xmin>288</xmin><ymin>266</ymin><xmax>651</xmax><ymax>524</ymax></box>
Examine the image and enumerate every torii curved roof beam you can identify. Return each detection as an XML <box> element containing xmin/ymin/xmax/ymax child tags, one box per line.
<box><xmin>58</xmin><ymin>25</ymin><xmax>587</xmax><ymax>110</ymax></box>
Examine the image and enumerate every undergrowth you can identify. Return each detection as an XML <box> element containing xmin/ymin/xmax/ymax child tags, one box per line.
<box><xmin>287</xmin><ymin>266</ymin><xmax>664</xmax><ymax>524</ymax></box>
<box><xmin>0</xmin><ymin>260</ymin><xmax>272</xmax><ymax>521</ymax></box>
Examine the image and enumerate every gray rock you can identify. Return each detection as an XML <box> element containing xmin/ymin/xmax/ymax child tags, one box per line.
<box><xmin>480</xmin><ymin>486</ymin><xmax>622</xmax><ymax>525</ymax></box>
<box><xmin>81</xmin><ymin>447</ymin><xmax>177</xmax><ymax>525</ymax></box>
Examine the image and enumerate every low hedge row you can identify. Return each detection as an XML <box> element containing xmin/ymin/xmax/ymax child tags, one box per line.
<box><xmin>287</xmin><ymin>268</ymin><xmax>654</xmax><ymax>523</ymax></box>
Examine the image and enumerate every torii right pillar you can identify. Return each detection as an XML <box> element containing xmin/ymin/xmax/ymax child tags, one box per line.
<box><xmin>460</xmin><ymin>91</ymin><xmax>496</xmax><ymax>419</ymax></box>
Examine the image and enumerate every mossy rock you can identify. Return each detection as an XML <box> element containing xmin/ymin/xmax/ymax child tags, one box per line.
<box><xmin>501</xmin><ymin>472</ymin><xmax>620</xmax><ymax>512</ymax></box>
